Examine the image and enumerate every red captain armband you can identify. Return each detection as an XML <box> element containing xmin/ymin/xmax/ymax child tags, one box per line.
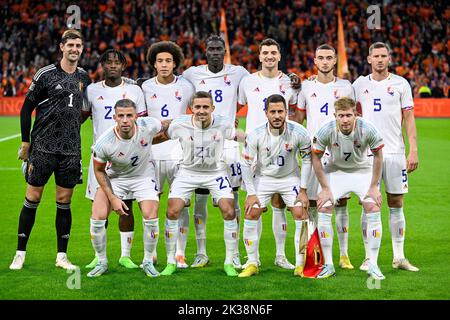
<box><xmin>242</xmin><ymin>154</ymin><xmax>253</xmax><ymax>161</ymax></box>
<box><xmin>370</xmin><ymin>144</ymin><xmax>384</xmax><ymax>153</ymax></box>
<box><xmin>312</xmin><ymin>148</ymin><xmax>325</xmax><ymax>155</ymax></box>
<box><xmin>93</xmin><ymin>157</ymin><xmax>106</xmax><ymax>166</ymax></box>
<box><xmin>137</xmin><ymin>110</ymin><xmax>148</xmax><ymax>117</ymax></box>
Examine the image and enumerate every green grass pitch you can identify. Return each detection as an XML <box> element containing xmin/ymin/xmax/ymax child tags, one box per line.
<box><xmin>0</xmin><ymin>116</ymin><xmax>449</xmax><ymax>300</ymax></box>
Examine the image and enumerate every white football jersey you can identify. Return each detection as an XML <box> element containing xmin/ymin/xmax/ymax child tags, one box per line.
<box><xmin>142</xmin><ymin>76</ymin><xmax>194</xmax><ymax>160</ymax></box>
<box><xmin>352</xmin><ymin>73</ymin><xmax>414</xmax><ymax>154</ymax></box>
<box><xmin>84</xmin><ymin>80</ymin><xmax>146</xmax><ymax>143</ymax></box>
<box><xmin>168</xmin><ymin>115</ymin><xmax>235</xmax><ymax>173</ymax></box>
<box><xmin>93</xmin><ymin>117</ymin><xmax>161</xmax><ymax>179</ymax></box>
<box><xmin>243</xmin><ymin>120</ymin><xmax>311</xmax><ymax>178</ymax></box>
<box><xmin>238</xmin><ymin>71</ymin><xmax>298</xmax><ymax>134</ymax></box>
<box><xmin>298</xmin><ymin>77</ymin><xmax>354</xmax><ymax>137</ymax></box>
<box><xmin>183</xmin><ymin>64</ymin><xmax>249</xmax><ymax>123</ymax></box>
<box><xmin>313</xmin><ymin>117</ymin><xmax>384</xmax><ymax>173</ymax></box>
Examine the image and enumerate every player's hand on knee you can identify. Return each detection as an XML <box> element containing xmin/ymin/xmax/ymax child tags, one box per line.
<box><xmin>294</xmin><ymin>190</ymin><xmax>309</xmax><ymax>213</ymax></box>
<box><xmin>111</xmin><ymin>196</ymin><xmax>129</xmax><ymax>216</ymax></box>
<box><xmin>364</xmin><ymin>186</ymin><xmax>382</xmax><ymax>208</ymax></box>
<box><xmin>245</xmin><ymin>195</ymin><xmax>261</xmax><ymax>216</ymax></box>
<box><xmin>18</xmin><ymin>142</ymin><xmax>30</xmax><ymax>161</ymax></box>
<box><xmin>317</xmin><ymin>188</ymin><xmax>334</xmax><ymax>210</ymax></box>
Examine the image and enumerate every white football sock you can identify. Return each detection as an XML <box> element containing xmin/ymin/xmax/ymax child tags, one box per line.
<box><xmin>224</xmin><ymin>218</ymin><xmax>238</xmax><ymax>264</ymax></box>
<box><xmin>335</xmin><ymin>205</ymin><xmax>349</xmax><ymax>256</ymax></box>
<box><xmin>308</xmin><ymin>206</ymin><xmax>318</xmax><ymax>239</ymax></box>
<box><xmin>389</xmin><ymin>207</ymin><xmax>406</xmax><ymax>260</ymax></box>
<box><xmin>243</xmin><ymin>219</ymin><xmax>259</xmax><ymax>264</ymax></box>
<box><xmin>272</xmin><ymin>206</ymin><xmax>287</xmax><ymax>257</ymax></box>
<box><xmin>256</xmin><ymin>216</ymin><xmax>262</xmax><ymax>261</ymax></box>
<box><xmin>143</xmin><ymin>218</ymin><xmax>159</xmax><ymax>263</ymax></box>
<box><xmin>120</xmin><ymin>231</ymin><xmax>134</xmax><ymax>258</ymax></box>
<box><xmin>317</xmin><ymin>212</ymin><xmax>334</xmax><ymax>265</ymax></box>
<box><xmin>366</xmin><ymin>212</ymin><xmax>382</xmax><ymax>266</ymax></box>
<box><xmin>176</xmin><ymin>207</ymin><xmax>190</xmax><ymax>257</ymax></box>
<box><xmin>361</xmin><ymin>209</ymin><xmax>369</xmax><ymax>259</ymax></box>
<box><xmin>233</xmin><ymin>191</ymin><xmax>241</xmax><ymax>256</ymax></box>
<box><xmin>165</xmin><ymin>219</ymin><xmax>179</xmax><ymax>264</ymax></box>
<box><xmin>294</xmin><ymin>220</ymin><xmax>308</xmax><ymax>267</ymax></box>
<box><xmin>194</xmin><ymin>193</ymin><xmax>208</xmax><ymax>256</ymax></box>
<box><xmin>90</xmin><ymin>219</ymin><xmax>107</xmax><ymax>264</ymax></box>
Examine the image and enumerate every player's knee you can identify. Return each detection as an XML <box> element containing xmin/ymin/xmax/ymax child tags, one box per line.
<box><xmin>25</xmin><ymin>186</ymin><xmax>43</xmax><ymax>202</ymax></box>
<box><xmin>291</xmin><ymin>207</ymin><xmax>308</xmax><ymax>220</ymax></box>
<box><xmin>166</xmin><ymin>206</ymin><xmax>181</xmax><ymax>220</ymax></box>
<box><xmin>387</xmin><ymin>194</ymin><xmax>403</xmax><ymax>208</ymax></box>
<box><xmin>56</xmin><ymin>192</ymin><xmax>72</xmax><ymax>203</ymax></box>
<box><xmin>219</xmin><ymin>201</ymin><xmax>235</xmax><ymax>220</ymax></box>
<box><xmin>362</xmin><ymin>202</ymin><xmax>380</xmax><ymax>213</ymax></box>
<box><xmin>245</xmin><ymin>208</ymin><xmax>262</xmax><ymax>220</ymax></box>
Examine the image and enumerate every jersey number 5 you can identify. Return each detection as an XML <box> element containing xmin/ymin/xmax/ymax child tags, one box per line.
<box><xmin>373</xmin><ymin>98</ymin><xmax>382</xmax><ymax>112</ymax></box>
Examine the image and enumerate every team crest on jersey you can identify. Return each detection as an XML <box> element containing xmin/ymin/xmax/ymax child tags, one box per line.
<box><xmin>224</xmin><ymin>76</ymin><xmax>231</xmax><ymax>86</ymax></box>
<box><xmin>254</xmin><ymin>87</ymin><xmax>260</xmax><ymax>92</ymax></box>
<box><xmin>279</xmin><ymin>85</ymin><xmax>286</xmax><ymax>95</ymax></box>
<box><xmin>332</xmin><ymin>142</ymin><xmax>339</xmax><ymax>147</ymax></box>
<box><xmin>387</xmin><ymin>86</ymin><xmax>395</xmax><ymax>96</ymax></box>
<box><xmin>354</xmin><ymin>140</ymin><xmax>361</xmax><ymax>148</ymax></box>
<box><xmin>212</xmin><ymin>133</ymin><xmax>221</xmax><ymax>141</ymax></box>
<box><xmin>97</xmin><ymin>96</ymin><xmax>104</xmax><ymax>100</ymax></box>
<box><xmin>311</xmin><ymin>93</ymin><xmax>317</xmax><ymax>98</ymax></box>
<box><xmin>363</xmin><ymin>89</ymin><xmax>369</xmax><ymax>94</ymax></box>
<box><xmin>117</xmin><ymin>152</ymin><xmax>125</xmax><ymax>158</ymax></box>
<box><xmin>285</xmin><ymin>143</ymin><xmax>293</xmax><ymax>152</ymax></box>
<box><xmin>175</xmin><ymin>90</ymin><xmax>182</xmax><ymax>101</ymax></box>
<box><xmin>334</xmin><ymin>90</ymin><xmax>340</xmax><ymax>99</ymax></box>
<box><xmin>199</xmin><ymin>80</ymin><xmax>206</xmax><ymax>85</ymax></box>
<box><xmin>140</xmin><ymin>138</ymin><xmax>149</xmax><ymax>147</ymax></box>
<box><xmin>151</xmin><ymin>94</ymin><xmax>157</xmax><ymax>99</ymax></box>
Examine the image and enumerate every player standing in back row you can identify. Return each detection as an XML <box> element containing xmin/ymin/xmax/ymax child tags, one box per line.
<box><xmin>353</xmin><ymin>42</ymin><xmax>419</xmax><ymax>272</ymax></box>
<box><xmin>238</xmin><ymin>38</ymin><xmax>299</xmax><ymax>270</ymax></box>
<box><xmin>142</xmin><ymin>41</ymin><xmax>194</xmax><ymax>268</ymax></box>
<box><xmin>295</xmin><ymin>44</ymin><xmax>355</xmax><ymax>270</ymax></box>
<box><xmin>10</xmin><ymin>29</ymin><xmax>91</xmax><ymax>270</ymax></box>
<box><xmin>182</xmin><ymin>35</ymin><xmax>249</xmax><ymax>268</ymax></box>
<box><xmin>83</xmin><ymin>49</ymin><xmax>147</xmax><ymax>270</ymax></box>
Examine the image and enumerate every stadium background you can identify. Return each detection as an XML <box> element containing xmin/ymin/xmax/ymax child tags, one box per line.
<box><xmin>0</xmin><ymin>0</ymin><xmax>449</xmax><ymax>300</ymax></box>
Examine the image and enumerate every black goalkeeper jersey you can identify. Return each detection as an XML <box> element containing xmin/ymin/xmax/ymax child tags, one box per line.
<box><xmin>24</xmin><ymin>62</ymin><xmax>91</xmax><ymax>155</ymax></box>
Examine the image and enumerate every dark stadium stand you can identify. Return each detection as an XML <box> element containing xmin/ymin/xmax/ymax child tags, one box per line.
<box><xmin>0</xmin><ymin>0</ymin><xmax>448</xmax><ymax>98</ymax></box>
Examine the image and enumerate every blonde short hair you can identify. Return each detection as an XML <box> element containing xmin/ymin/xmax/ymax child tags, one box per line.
<box><xmin>334</xmin><ymin>97</ymin><xmax>356</xmax><ymax>112</ymax></box>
